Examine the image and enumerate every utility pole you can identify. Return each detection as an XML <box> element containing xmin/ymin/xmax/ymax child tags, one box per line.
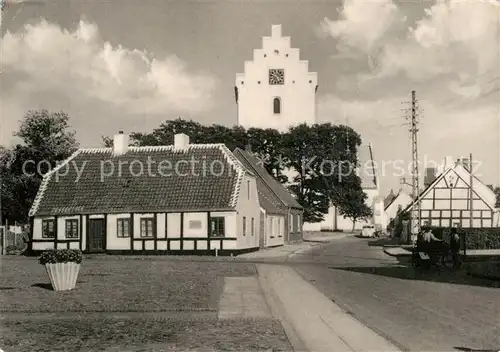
<box><xmin>410</xmin><ymin>90</ymin><xmax>421</xmax><ymax>239</ymax></box>
<box><xmin>400</xmin><ymin>90</ymin><xmax>421</xmax><ymax>244</ymax></box>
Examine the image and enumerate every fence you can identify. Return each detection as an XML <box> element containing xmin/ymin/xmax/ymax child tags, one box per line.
<box><xmin>0</xmin><ymin>226</ymin><xmax>29</xmax><ymax>255</ymax></box>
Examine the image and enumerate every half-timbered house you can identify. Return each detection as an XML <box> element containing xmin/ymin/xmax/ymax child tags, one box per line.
<box><xmin>29</xmin><ymin>132</ymin><xmax>262</xmax><ymax>255</ymax></box>
<box><xmin>404</xmin><ymin>157</ymin><xmax>500</xmax><ymax>232</ymax></box>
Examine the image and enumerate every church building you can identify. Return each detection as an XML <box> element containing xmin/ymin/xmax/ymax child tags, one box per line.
<box><xmin>234</xmin><ymin>24</ymin><xmax>380</xmax><ymax>232</ymax></box>
<box><xmin>234</xmin><ymin>25</ymin><xmax>318</xmax><ymax>131</ymax></box>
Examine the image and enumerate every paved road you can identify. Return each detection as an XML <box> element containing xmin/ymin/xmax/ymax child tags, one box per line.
<box><xmin>289</xmin><ymin>236</ymin><xmax>500</xmax><ymax>352</ymax></box>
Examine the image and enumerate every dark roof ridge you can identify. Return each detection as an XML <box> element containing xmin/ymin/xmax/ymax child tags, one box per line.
<box><xmin>233</xmin><ymin>148</ymin><xmax>302</xmax><ymax>209</ymax></box>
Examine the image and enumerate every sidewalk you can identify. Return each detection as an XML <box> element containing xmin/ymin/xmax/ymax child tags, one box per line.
<box><xmin>383</xmin><ymin>246</ymin><xmax>412</xmax><ymax>257</ymax></box>
<box><xmin>257</xmin><ymin>264</ymin><xmax>401</xmax><ymax>352</ymax></box>
<box><xmin>383</xmin><ymin>246</ymin><xmax>500</xmax><ymax>258</ymax></box>
<box><xmin>237</xmin><ymin>231</ymin><xmax>349</xmax><ymax>260</ymax></box>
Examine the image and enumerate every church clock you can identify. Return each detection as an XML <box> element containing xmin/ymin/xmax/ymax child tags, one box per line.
<box><xmin>269</xmin><ymin>69</ymin><xmax>284</xmax><ymax>85</ymax></box>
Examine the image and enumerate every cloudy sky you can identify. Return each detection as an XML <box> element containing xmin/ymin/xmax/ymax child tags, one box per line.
<box><xmin>1</xmin><ymin>0</ymin><xmax>499</xmax><ymax>195</ymax></box>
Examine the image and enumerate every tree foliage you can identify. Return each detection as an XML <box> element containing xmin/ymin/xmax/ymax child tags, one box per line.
<box><xmin>1</xmin><ymin>110</ymin><xmax>78</xmax><ymax>223</ymax></box>
<box><xmin>101</xmin><ymin>118</ymin><xmax>371</xmax><ymax>224</ymax></box>
<box><xmin>282</xmin><ymin>123</ymin><xmax>370</xmax><ymax>224</ymax></box>
<box><xmin>494</xmin><ymin>186</ymin><xmax>500</xmax><ymax>209</ymax></box>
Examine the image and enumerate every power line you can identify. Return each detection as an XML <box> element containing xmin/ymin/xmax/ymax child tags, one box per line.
<box><xmin>444</xmin><ymin>85</ymin><xmax>500</xmax><ymax>110</ymax></box>
<box><xmin>399</xmin><ymin>90</ymin><xmax>421</xmax><ymax>244</ymax></box>
<box><xmin>440</xmin><ymin>73</ymin><xmax>500</xmax><ymax>108</ymax></box>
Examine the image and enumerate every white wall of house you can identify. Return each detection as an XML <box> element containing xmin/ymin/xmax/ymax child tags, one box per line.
<box><xmin>235</xmin><ymin>174</ymin><xmax>261</xmax><ymax>249</ymax></box>
<box><xmin>32</xmin><ymin>215</ymin><xmax>82</xmax><ymax>251</ymax></box>
<box><xmin>304</xmin><ymin>188</ymin><xmax>380</xmax><ymax>232</ymax></box>
<box><xmin>385</xmin><ymin>192</ymin><xmax>413</xmax><ymax>225</ymax></box>
<box><xmin>373</xmin><ymin>197</ymin><xmax>388</xmax><ymax>230</ymax></box>
<box><xmin>32</xmin><ymin>216</ymin><xmax>55</xmax><ymax>251</ymax></box>
<box><xmin>107</xmin><ymin>213</ymin><xmax>131</xmax><ymax>250</ymax></box>
<box><xmin>33</xmin><ymin>210</ymin><xmax>242</xmax><ymax>252</ymax></box>
<box><xmin>266</xmin><ymin>214</ymin><xmax>285</xmax><ymax>247</ymax></box>
<box><xmin>32</xmin><ymin>174</ymin><xmax>262</xmax><ymax>253</ymax></box>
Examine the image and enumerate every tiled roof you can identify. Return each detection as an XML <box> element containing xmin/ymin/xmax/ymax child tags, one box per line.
<box><xmin>357</xmin><ymin>144</ymin><xmax>378</xmax><ymax>189</ymax></box>
<box><xmin>233</xmin><ymin>148</ymin><xmax>302</xmax><ymax>210</ymax></box>
<box><xmin>403</xmin><ymin>162</ymin><xmax>496</xmax><ymax>213</ymax></box>
<box><xmin>234</xmin><ymin>149</ymin><xmax>287</xmax><ymax>215</ymax></box>
<box><xmin>384</xmin><ymin>190</ymin><xmax>397</xmax><ymax>209</ymax></box>
<box><xmin>29</xmin><ymin>144</ymin><xmax>251</xmax><ymax>216</ymax></box>
<box><xmin>258</xmin><ymin>191</ymin><xmax>286</xmax><ymax>215</ymax></box>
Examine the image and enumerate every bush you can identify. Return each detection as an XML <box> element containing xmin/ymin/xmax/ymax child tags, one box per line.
<box><xmin>428</xmin><ymin>226</ymin><xmax>500</xmax><ymax>250</ymax></box>
<box><xmin>38</xmin><ymin>249</ymin><xmax>83</xmax><ymax>266</ymax></box>
<box><xmin>465</xmin><ymin>229</ymin><xmax>500</xmax><ymax>250</ymax></box>
<box><xmin>5</xmin><ymin>241</ymin><xmax>28</xmax><ymax>255</ymax></box>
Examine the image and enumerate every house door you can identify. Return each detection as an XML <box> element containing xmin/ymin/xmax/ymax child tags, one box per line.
<box><xmin>88</xmin><ymin>219</ymin><xmax>105</xmax><ymax>253</ymax></box>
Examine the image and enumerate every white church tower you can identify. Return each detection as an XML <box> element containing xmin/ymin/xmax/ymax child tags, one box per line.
<box><xmin>234</xmin><ymin>25</ymin><xmax>318</xmax><ymax>131</ymax></box>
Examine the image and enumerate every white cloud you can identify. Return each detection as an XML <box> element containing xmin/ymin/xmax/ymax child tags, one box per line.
<box><xmin>321</xmin><ymin>0</ymin><xmax>404</xmax><ymax>55</ymax></box>
<box><xmin>321</xmin><ymin>0</ymin><xmax>499</xmax><ymax>86</ymax></box>
<box><xmin>1</xmin><ymin>19</ymin><xmax>218</xmax><ymax>115</ymax></box>
<box><xmin>318</xmin><ymin>0</ymin><xmax>500</xmax><ymax>191</ymax></box>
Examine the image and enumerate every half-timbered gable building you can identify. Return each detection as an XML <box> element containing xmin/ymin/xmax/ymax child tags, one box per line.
<box><xmin>404</xmin><ymin>157</ymin><xmax>499</xmax><ymax>232</ymax></box>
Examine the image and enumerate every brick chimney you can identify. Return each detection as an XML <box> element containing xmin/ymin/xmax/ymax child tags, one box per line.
<box><xmin>174</xmin><ymin>133</ymin><xmax>190</xmax><ymax>151</ymax></box>
<box><xmin>461</xmin><ymin>157</ymin><xmax>470</xmax><ymax>171</ymax></box>
<box><xmin>444</xmin><ymin>156</ymin><xmax>453</xmax><ymax>169</ymax></box>
<box><xmin>424</xmin><ymin>167</ymin><xmax>437</xmax><ymax>187</ymax></box>
<box><xmin>113</xmin><ymin>131</ymin><xmax>129</xmax><ymax>156</ymax></box>
<box><xmin>245</xmin><ymin>143</ymin><xmax>252</xmax><ymax>153</ymax></box>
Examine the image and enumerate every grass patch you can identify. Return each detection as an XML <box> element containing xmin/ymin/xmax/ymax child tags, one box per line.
<box><xmin>0</xmin><ymin>258</ymin><xmax>256</xmax><ymax>312</ymax></box>
<box><xmin>0</xmin><ymin>316</ymin><xmax>293</xmax><ymax>352</ymax></box>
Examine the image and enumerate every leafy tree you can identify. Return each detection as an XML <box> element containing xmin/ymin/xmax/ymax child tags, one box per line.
<box><xmin>246</xmin><ymin>127</ymin><xmax>287</xmax><ymax>182</ymax></box>
<box><xmin>282</xmin><ymin>123</ymin><xmax>366</xmax><ymax>224</ymax></box>
<box><xmin>101</xmin><ymin>118</ymin><xmax>370</xmax><ymax>226</ymax></box>
<box><xmin>494</xmin><ymin>186</ymin><xmax>500</xmax><ymax>208</ymax></box>
<box><xmin>335</xmin><ymin>175</ymin><xmax>373</xmax><ymax>232</ymax></box>
<box><xmin>1</xmin><ymin>110</ymin><xmax>78</xmax><ymax>223</ymax></box>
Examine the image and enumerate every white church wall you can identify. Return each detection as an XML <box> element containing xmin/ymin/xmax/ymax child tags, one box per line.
<box><xmin>235</xmin><ymin>25</ymin><xmax>317</xmax><ymax>132</ymax></box>
<box><xmin>235</xmin><ymin>24</ymin><xmax>382</xmax><ymax>234</ymax></box>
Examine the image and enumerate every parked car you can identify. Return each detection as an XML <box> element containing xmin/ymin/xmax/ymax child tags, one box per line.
<box><xmin>361</xmin><ymin>225</ymin><xmax>376</xmax><ymax>238</ymax></box>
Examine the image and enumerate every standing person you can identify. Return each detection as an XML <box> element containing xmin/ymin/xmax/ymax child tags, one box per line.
<box><xmin>450</xmin><ymin>227</ymin><xmax>461</xmax><ymax>268</ymax></box>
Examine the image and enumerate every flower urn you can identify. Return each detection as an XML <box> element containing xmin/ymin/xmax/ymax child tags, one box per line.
<box><xmin>45</xmin><ymin>262</ymin><xmax>81</xmax><ymax>291</ymax></box>
<box><xmin>38</xmin><ymin>249</ymin><xmax>83</xmax><ymax>291</ymax></box>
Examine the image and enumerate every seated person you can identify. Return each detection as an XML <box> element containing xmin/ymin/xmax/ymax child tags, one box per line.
<box><xmin>417</xmin><ymin>226</ymin><xmax>442</xmax><ymax>254</ymax></box>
